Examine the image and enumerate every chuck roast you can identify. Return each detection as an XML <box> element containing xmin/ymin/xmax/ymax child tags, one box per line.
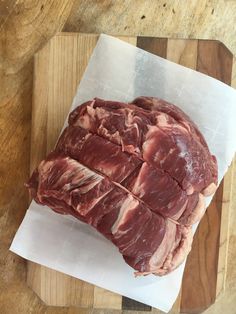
<box><xmin>27</xmin><ymin>97</ymin><xmax>218</xmax><ymax>275</ymax></box>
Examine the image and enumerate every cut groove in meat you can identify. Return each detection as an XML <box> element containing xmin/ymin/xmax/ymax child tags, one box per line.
<box><xmin>56</xmin><ymin>125</ymin><xmax>141</xmax><ymax>183</ymax></box>
<box><xmin>29</xmin><ymin>152</ymin><xmax>190</xmax><ymax>275</ymax></box>
<box><xmin>56</xmin><ymin>124</ymin><xmax>191</xmax><ymax>222</ymax></box>
<box><xmin>123</xmin><ymin>162</ymin><xmax>188</xmax><ymax>220</ymax></box>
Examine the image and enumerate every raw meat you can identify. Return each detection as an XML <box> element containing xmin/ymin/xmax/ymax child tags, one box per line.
<box><xmin>27</xmin><ymin>97</ymin><xmax>218</xmax><ymax>276</ymax></box>
<box><xmin>57</xmin><ymin>125</ymin><xmax>141</xmax><ymax>183</ymax></box>
<box><xmin>69</xmin><ymin>97</ymin><xmax>217</xmax><ymax>195</ymax></box>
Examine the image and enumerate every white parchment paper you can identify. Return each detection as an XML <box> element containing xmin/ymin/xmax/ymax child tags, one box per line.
<box><xmin>10</xmin><ymin>34</ymin><xmax>236</xmax><ymax>313</ymax></box>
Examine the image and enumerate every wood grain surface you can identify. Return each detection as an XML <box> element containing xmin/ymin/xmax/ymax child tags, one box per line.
<box><xmin>63</xmin><ymin>0</ymin><xmax>236</xmax><ymax>58</ymax></box>
<box><xmin>26</xmin><ymin>33</ymin><xmax>235</xmax><ymax>314</ymax></box>
<box><xmin>1</xmin><ymin>2</ymin><xmax>236</xmax><ymax>313</ymax></box>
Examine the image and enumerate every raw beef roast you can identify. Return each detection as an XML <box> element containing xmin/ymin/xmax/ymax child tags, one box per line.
<box><xmin>27</xmin><ymin>97</ymin><xmax>218</xmax><ymax>276</ymax></box>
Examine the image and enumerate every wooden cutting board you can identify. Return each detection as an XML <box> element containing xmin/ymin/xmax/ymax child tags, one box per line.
<box><xmin>28</xmin><ymin>33</ymin><xmax>235</xmax><ymax>313</ymax></box>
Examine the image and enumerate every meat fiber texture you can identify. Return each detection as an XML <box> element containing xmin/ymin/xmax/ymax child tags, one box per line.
<box><xmin>27</xmin><ymin>96</ymin><xmax>218</xmax><ymax>276</ymax></box>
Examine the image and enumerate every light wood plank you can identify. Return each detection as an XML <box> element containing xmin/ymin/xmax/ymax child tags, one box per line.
<box><xmin>27</xmin><ymin>262</ymin><xmax>42</xmax><ymax>299</ymax></box>
<box><xmin>40</xmin><ymin>267</ymin><xmax>94</xmax><ymax>307</ymax></box>
<box><xmin>216</xmin><ymin>161</ymin><xmax>234</xmax><ymax>297</ymax></box>
<box><xmin>93</xmin><ymin>287</ymin><xmax>122</xmax><ymax>310</ymax></box>
<box><xmin>117</xmin><ymin>36</ymin><xmax>137</xmax><ymax>46</ymax></box>
<box><xmin>166</xmin><ymin>39</ymin><xmax>198</xmax><ymax>69</ymax></box>
<box><xmin>46</xmin><ymin>33</ymin><xmax>99</xmax><ymax>152</ymax></box>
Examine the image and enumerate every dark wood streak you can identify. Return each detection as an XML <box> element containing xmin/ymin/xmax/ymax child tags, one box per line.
<box><xmin>197</xmin><ymin>40</ymin><xmax>233</xmax><ymax>85</ymax></box>
<box><xmin>137</xmin><ymin>36</ymin><xmax>168</xmax><ymax>58</ymax></box>
<box><xmin>122</xmin><ymin>297</ymin><xmax>152</xmax><ymax>311</ymax></box>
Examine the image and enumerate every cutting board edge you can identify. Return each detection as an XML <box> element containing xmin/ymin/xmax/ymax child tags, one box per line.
<box><xmin>27</xmin><ymin>32</ymin><xmax>235</xmax><ymax>312</ymax></box>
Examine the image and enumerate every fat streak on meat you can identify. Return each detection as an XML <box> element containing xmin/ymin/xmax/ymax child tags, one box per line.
<box><xmin>27</xmin><ymin>97</ymin><xmax>218</xmax><ymax>276</ymax></box>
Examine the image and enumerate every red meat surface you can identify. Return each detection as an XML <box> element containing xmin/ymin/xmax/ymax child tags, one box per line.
<box><xmin>27</xmin><ymin>97</ymin><xmax>218</xmax><ymax>275</ymax></box>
